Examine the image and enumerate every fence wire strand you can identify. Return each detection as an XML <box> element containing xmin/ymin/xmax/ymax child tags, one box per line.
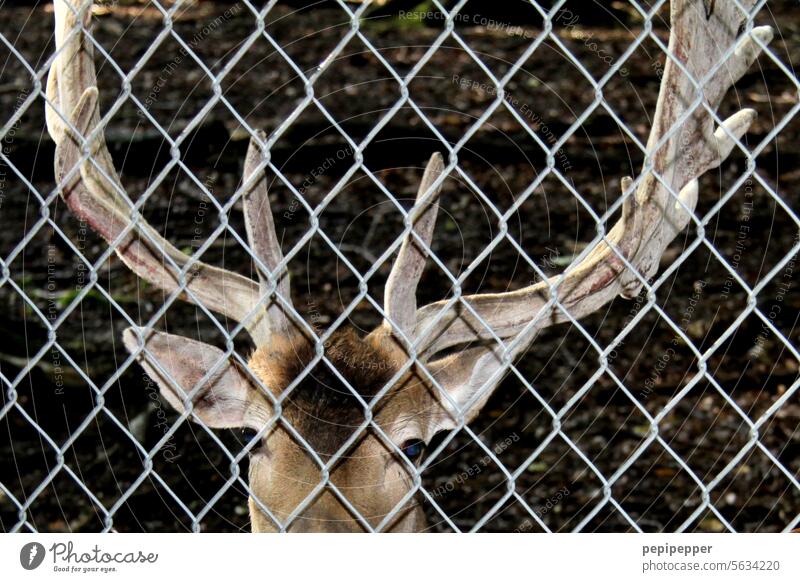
<box><xmin>0</xmin><ymin>0</ymin><xmax>798</xmax><ymax>533</ymax></box>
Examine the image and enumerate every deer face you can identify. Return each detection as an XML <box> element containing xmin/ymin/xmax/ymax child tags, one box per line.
<box><xmin>123</xmin><ymin>326</ymin><xmax>459</xmax><ymax>532</ymax></box>
<box><xmin>246</xmin><ymin>328</ymin><xmax>443</xmax><ymax>532</ymax></box>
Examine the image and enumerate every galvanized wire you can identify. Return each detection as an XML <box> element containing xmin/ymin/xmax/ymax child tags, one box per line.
<box><xmin>0</xmin><ymin>0</ymin><xmax>798</xmax><ymax>533</ymax></box>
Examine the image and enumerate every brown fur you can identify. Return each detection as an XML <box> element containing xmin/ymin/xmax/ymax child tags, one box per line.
<box><xmin>248</xmin><ymin>328</ymin><xmax>436</xmax><ymax>455</ymax></box>
<box><xmin>243</xmin><ymin>327</ymin><xmax>442</xmax><ymax>531</ymax></box>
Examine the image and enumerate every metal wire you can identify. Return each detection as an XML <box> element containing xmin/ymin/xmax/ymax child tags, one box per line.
<box><xmin>0</xmin><ymin>0</ymin><xmax>798</xmax><ymax>533</ymax></box>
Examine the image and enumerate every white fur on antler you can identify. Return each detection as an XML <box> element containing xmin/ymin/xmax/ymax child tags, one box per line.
<box><xmin>47</xmin><ymin>0</ymin><xmax>773</xmax><ymax>430</ymax></box>
<box><xmin>403</xmin><ymin>0</ymin><xmax>772</xmax><ymax>423</ymax></box>
<box><xmin>47</xmin><ymin>0</ymin><xmax>290</xmax><ymax>346</ymax></box>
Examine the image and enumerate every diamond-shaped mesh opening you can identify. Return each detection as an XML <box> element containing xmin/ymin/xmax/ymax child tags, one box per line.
<box><xmin>512</xmin><ymin>323</ymin><xmax>601</xmax><ymax>413</ymax></box>
<box><xmin>704</xmin><ymin>310</ymin><xmax>799</xmax><ymax>416</ymax></box>
<box><xmin>598</xmin><ymin>32</ymin><xmax>668</xmax><ymax>144</ymax></box>
<box><xmin>61</xmin><ymin>415</ymin><xmax>144</xmax><ymax>502</ymax></box>
<box><xmin>606</xmin><ymin>309</ymin><xmax>699</xmax><ymax>417</ymax></box>
<box><xmin>422</xmin><ymin>427</ymin><xmax>511</xmax><ymax>530</ymax></box>
<box><xmin>506</xmin><ymin>41</ymin><xmax>596</xmax><ymax>136</ymax></box>
<box><xmin>141</xmin><ymin>421</ymin><xmax>250</xmax><ymax>528</ymax></box>
<box><xmin>579</xmin><ymin>502</ymin><xmax>641</xmax><ymax>532</ymax></box>
<box><xmin>611</xmin><ymin>441</ymin><xmax>705</xmax><ymax>532</ymax></box>
<box><xmin>128</xmin><ymin>36</ymin><xmax>217</xmax><ymax>135</ymax></box>
<box><xmin>313</xmin><ymin>41</ymin><xmax>405</xmax><ymax>139</ymax></box>
<box><xmin>659</xmin><ymin>385</ymin><xmax>754</xmax><ymax>480</ymax></box>
<box><xmin>264</xmin><ymin>2</ymin><xmax>354</xmax><ymax>73</ymax></box>
<box><xmin>515</xmin><ymin>437</ymin><xmax>606</xmax><ymax>532</ymax></box>
<box><xmin>706</xmin><ymin>174</ymin><xmax>798</xmax><ymax>289</ymax></box>
<box><xmin>109</xmin><ymin>474</ymin><xmax>199</xmax><ymax>532</ymax></box>
<box><xmin>1</xmin><ymin>180</ymin><xmax>51</xmax><ymax>263</ymax></box>
<box><xmin>4</xmin><ymin>227</ymin><xmax>84</xmax><ymax>329</ymax></box>
<box><xmin>7</xmin><ymin>352</ymin><xmax>98</xmax><ymax>445</ymax></box>
<box><xmin>559</xmin><ymin>377</ymin><xmax>651</xmax><ymax>476</ymax></box>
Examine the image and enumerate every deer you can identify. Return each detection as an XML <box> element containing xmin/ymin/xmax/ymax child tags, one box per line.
<box><xmin>46</xmin><ymin>0</ymin><xmax>772</xmax><ymax>532</ymax></box>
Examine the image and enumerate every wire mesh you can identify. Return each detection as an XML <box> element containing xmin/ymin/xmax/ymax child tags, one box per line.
<box><xmin>0</xmin><ymin>0</ymin><xmax>798</xmax><ymax>532</ymax></box>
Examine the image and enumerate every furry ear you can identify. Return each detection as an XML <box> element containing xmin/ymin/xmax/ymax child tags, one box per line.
<box><xmin>427</xmin><ymin>345</ymin><xmax>507</xmax><ymax>431</ymax></box>
<box><xmin>123</xmin><ymin>328</ymin><xmax>262</xmax><ymax>429</ymax></box>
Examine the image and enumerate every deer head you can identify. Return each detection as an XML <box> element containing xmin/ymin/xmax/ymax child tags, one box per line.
<box><xmin>46</xmin><ymin>0</ymin><xmax>772</xmax><ymax>531</ymax></box>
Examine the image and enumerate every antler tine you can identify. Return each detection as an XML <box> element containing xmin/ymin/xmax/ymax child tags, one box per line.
<box><xmin>415</xmin><ymin>0</ymin><xmax>772</xmax><ymax>358</ymax></box>
<box><xmin>242</xmin><ymin>132</ymin><xmax>293</xmax><ymax>332</ymax></box>
<box><xmin>47</xmin><ymin>0</ymin><xmax>271</xmax><ymax>345</ymax></box>
<box><xmin>383</xmin><ymin>153</ymin><xmax>444</xmax><ymax>339</ymax></box>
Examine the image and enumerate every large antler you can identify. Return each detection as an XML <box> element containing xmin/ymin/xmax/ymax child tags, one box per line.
<box><xmin>375</xmin><ymin>0</ymin><xmax>772</xmax><ymax>422</ymax></box>
<box><xmin>411</xmin><ymin>0</ymin><xmax>771</xmax><ymax>358</ymax></box>
<box><xmin>47</xmin><ymin>0</ymin><xmax>292</xmax><ymax>345</ymax></box>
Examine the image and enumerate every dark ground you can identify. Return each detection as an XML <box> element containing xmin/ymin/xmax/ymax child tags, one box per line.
<box><xmin>0</xmin><ymin>0</ymin><xmax>799</xmax><ymax>532</ymax></box>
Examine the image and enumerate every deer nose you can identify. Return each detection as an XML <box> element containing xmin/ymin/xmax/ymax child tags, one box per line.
<box><xmin>288</xmin><ymin>513</ymin><xmax>363</xmax><ymax>533</ymax></box>
<box><xmin>287</xmin><ymin>494</ymin><xmax>366</xmax><ymax>532</ymax></box>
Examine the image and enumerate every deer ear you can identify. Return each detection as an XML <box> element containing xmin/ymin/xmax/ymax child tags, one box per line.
<box><xmin>428</xmin><ymin>346</ymin><xmax>507</xmax><ymax>431</ymax></box>
<box><xmin>122</xmin><ymin>328</ymin><xmax>261</xmax><ymax>429</ymax></box>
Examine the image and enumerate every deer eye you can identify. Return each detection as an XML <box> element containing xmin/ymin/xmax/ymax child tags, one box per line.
<box><xmin>400</xmin><ymin>439</ymin><xmax>425</xmax><ymax>462</ymax></box>
<box><xmin>241</xmin><ymin>428</ymin><xmax>263</xmax><ymax>453</ymax></box>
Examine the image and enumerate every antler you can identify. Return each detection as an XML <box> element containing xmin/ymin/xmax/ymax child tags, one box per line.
<box><xmin>410</xmin><ymin>0</ymin><xmax>772</xmax><ymax>359</ymax></box>
<box><xmin>242</xmin><ymin>130</ymin><xmax>294</xmax><ymax>334</ymax></box>
<box><xmin>369</xmin><ymin>0</ymin><xmax>773</xmax><ymax>426</ymax></box>
<box><xmin>382</xmin><ymin>152</ymin><xmax>444</xmax><ymax>339</ymax></box>
<box><xmin>46</xmin><ymin>0</ymin><xmax>291</xmax><ymax>345</ymax></box>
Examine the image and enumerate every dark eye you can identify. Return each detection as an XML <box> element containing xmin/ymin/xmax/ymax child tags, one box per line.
<box><xmin>400</xmin><ymin>439</ymin><xmax>425</xmax><ymax>463</ymax></box>
<box><xmin>241</xmin><ymin>428</ymin><xmax>262</xmax><ymax>452</ymax></box>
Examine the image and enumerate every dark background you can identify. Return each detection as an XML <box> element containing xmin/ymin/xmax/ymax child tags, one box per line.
<box><xmin>0</xmin><ymin>0</ymin><xmax>798</xmax><ymax>532</ymax></box>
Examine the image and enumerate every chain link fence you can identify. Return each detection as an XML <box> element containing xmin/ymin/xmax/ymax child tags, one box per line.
<box><xmin>1</xmin><ymin>0</ymin><xmax>799</xmax><ymax>532</ymax></box>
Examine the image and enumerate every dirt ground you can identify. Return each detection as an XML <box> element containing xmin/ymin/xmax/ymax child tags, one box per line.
<box><xmin>1</xmin><ymin>0</ymin><xmax>799</xmax><ymax>532</ymax></box>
